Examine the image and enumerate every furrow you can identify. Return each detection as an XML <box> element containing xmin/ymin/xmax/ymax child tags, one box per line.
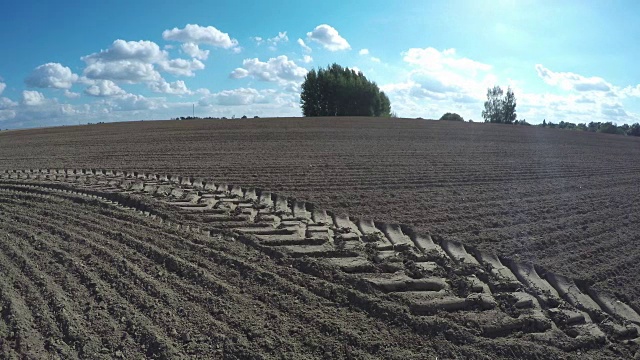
<box><xmin>0</xmin><ymin>251</ymin><xmax>58</xmax><ymax>358</ymax></box>
<box><xmin>2</xmin><ymin>171</ymin><xmax>640</xmax><ymax>357</ymax></box>
<box><xmin>0</xmin><ymin>186</ymin><xmax>428</xmax><ymax>358</ymax></box>
<box><xmin>0</xmin><ymin>227</ymin><xmax>106</xmax><ymax>359</ymax></box>
<box><xmin>0</xmin><ymin>203</ymin><xmax>185</xmax><ymax>358</ymax></box>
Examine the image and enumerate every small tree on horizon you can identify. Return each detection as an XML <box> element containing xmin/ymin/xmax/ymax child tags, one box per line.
<box><xmin>482</xmin><ymin>86</ymin><xmax>503</xmax><ymax>123</ymax></box>
<box><xmin>439</xmin><ymin>112</ymin><xmax>464</xmax><ymax>121</ymax></box>
<box><xmin>482</xmin><ymin>86</ymin><xmax>517</xmax><ymax>124</ymax></box>
<box><xmin>503</xmin><ymin>88</ymin><xmax>517</xmax><ymax>124</ymax></box>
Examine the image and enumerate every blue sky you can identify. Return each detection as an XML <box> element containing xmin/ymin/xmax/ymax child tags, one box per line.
<box><xmin>1</xmin><ymin>0</ymin><xmax>639</xmax><ymax>129</ymax></box>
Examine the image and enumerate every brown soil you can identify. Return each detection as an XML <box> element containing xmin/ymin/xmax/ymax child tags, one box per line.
<box><xmin>1</xmin><ymin>117</ymin><xmax>639</xmax><ymax>358</ymax></box>
<box><xmin>0</xmin><ymin>182</ymin><xmax>599</xmax><ymax>359</ymax></box>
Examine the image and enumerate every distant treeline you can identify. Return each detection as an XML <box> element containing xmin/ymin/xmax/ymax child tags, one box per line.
<box><xmin>170</xmin><ymin>115</ymin><xmax>259</xmax><ymax>120</ymax></box>
<box><xmin>539</xmin><ymin>120</ymin><xmax>640</xmax><ymax>136</ymax></box>
<box><xmin>440</xmin><ymin>111</ymin><xmax>640</xmax><ymax>137</ymax></box>
<box><xmin>473</xmin><ymin>85</ymin><xmax>640</xmax><ymax>137</ymax></box>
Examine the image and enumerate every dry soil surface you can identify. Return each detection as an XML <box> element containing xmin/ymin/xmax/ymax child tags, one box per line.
<box><xmin>1</xmin><ymin>117</ymin><xmax>639</xmax><ymax>359</ymax></box>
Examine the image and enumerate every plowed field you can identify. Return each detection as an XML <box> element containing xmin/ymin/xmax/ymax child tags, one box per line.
<box><xmin>1</xmin><ymin>117</ymin><xmax>639</xmax><ymax>359</ymax></box>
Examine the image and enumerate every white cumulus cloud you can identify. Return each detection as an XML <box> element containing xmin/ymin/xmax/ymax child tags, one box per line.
<box><xmin>535</xmin><ymin>64</ymin><xmax>612</xmax><ymax>92</ymax></box>
<box><xmin>25</xmin><ymin>63</ymin><xmax>78</xmax><ymax>89</ymax></box>
<box><xmin>63</xmin><ymin>90</ymin><xmax>81</xmax><ymax>98</ymax></box>
<box><xmin>83</xmin><ymin>60</ymin><xmax>162</xmax><ymax>83</ymax></box>
<box><xmin>81</xmin><ymin>39</ymin><xmax>205</xmax><ymax>81</ymax></box>
<box><xmin>620</xmin><ymin>85</ymin><xmax>640</xmax><ymax>98</ymax></box>
<box><xmin>359</xmin><ymin>49</ymin><xmax>381</xmax><ymax>63</ymax></box>
<box><xmin>107</xmin><ymin>93</ymin><xmax>163</xmax><ymax>111</ymax></box>
<box><xmin>0</xmin><ymin>97</ymin><xmax>17</xmax><ymax>109</ymax></box>
<box><xmin>230</xmin><ymin>55</ymin><xmax>307</xmax><ymax>84</ymax></box>
<box><xmin>379</xmin><ymin>47</ymin><xmax>500</xmax><ymax>119</ymax></box>
<box><xmin>82</xmin><ymin>40</ymin><xmax>166</xmax><ymax>64</ymax></box>
<box><xmin>181</xmin><ymin>42</ymin><xmax>209</xmax><ymax>60</ymax></box>
<box><xmin>297</xmin><ymin>38</ymin><xmax>311</xmax><ymax>53</ymax></box>
<box><xmin>267</xmin><ymin>32</ymin><xmax>288</xmax><ymax>50</ymax></box>
<box><xmin>80</xmin><ymin>40</ymin><xmax>173</xmax><ymax>83</ymax></box>
<box><xmin>229</xmin><ymin>68</ymin><xmax>249</xmax><ymax>79</ymax></box>
<box><xmin>84</xmin><ymin>80</ymin><xmax>126</xmax><ymax>97</ymax></box>
<box><xmin>403</xmin><ymin>47</ymin><xmax>491</xmax><ymax>75</ymax></box>
<box><xmin>306</xmin><ymin>24</ymin><xmax>350</xmax><ymax>51</ymax></box>
<box><xmin>157</xmin><ymin>58</ymin><xmax>205</xmax><ymax>77</ymax></box>
<box><xmin>199</xmin><ymin>88</ymin><xmax>272</xmax><ymax>106</ymax></box>
<box><xmin>302</xmin><ymin>55</ymin><xmax>313</xmax><ymax>64</ymax></box>
<box><xmin>0</xmin><ymin>109</ymin><xmax>16</xmax><ymax>121</ymax></box>
<box><xmin>149</xmin><ymin>80</ymin><xmax>191</xmax><ymax>95</ymax></box>
<box><xmin>600</xmin><ymin>102</ymin><xmax>627</xmax><ymax>117</ymax></box>
<box><xmin>253</xmin><ymin>32</ymin><xmax>288</xmax><ymax>51</ymax></box>
<box><xmin>21</xmin><ymin>90</ymin><xmax>46</xmax><ymax>106</ymax></box>
<box><xmin>384</xmin><ymin>47</ymin><xmax>495</xmax><ymax>101</ymax></box>
<box><xmin>162</xmin><ymin>24</ymin><xmax>238</xmax><ymax>49</ymax></box>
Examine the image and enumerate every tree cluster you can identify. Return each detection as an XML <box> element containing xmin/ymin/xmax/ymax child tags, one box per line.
<box><xmin>482</xmin><ymin>86</ymin><xmax>517</xmax><ymax>124</ymax></box>
<box><xmin>300</xmin><ymin>64</ymin><xmax>391</xmax><ymax>117</ymax></box>
<box><xmin>541</xmin><ymin>120</ymin><xmax>640</xmax><ymax>136</ymax></box>
<box><xmin>439</xmin><ymin>112</ymin><xmax>464</xmax><ymax>121</ymax></box>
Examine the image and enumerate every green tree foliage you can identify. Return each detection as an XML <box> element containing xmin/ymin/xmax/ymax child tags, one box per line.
<box><xmin>597</xmin><ymin>122</ymin><xmax>620</xmax><ymax>134</ymax></box>
<box><xmin>482</xmin><ymin>86</ymin><xmax>503</xmax><ymax>123</ymax></box>
<box><xmin>300</xmin><ymin>64</ymin><xmax>391</xmax><ymax>117</ymax></box>
<box><xmin>482</xmin><ymin>86</ymin><xmax>517</xmax><ymax>124</ymax></box>
<box><xmin>556</xmin><ymin>121</ymin><xmax>577</xmax><ymax>130</ymax></box>
<box><xmin>439</xmin><ymin>112</ymin><xmax>464</xmax><ymax>121</ymax></box>
<box><xmin>537</xmin><ymin>120</ymin><xmax>640</xmax><ymax>137</ymax></box>
<box><xmin>503</xmin><ymin>88</ymin><xmax>517</xmax><ymax>124</ymax></box>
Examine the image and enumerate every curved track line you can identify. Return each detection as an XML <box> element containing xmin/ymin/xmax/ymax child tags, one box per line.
<box><xmin>2</xmin><ymin>168</ymin><xmax>640</xmax><ymax>357</ymax></box>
